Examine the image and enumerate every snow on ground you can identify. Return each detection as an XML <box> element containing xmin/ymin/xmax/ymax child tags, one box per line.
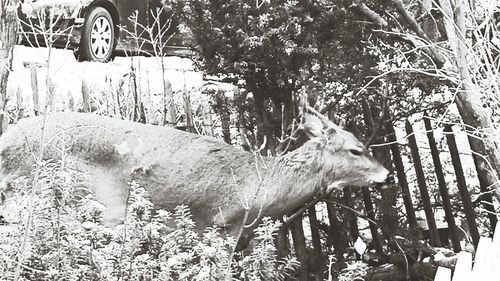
<box><xmin>7</xmin><ymin>45</ymin><xmax>205</xmax><ymax>115</ymax></box>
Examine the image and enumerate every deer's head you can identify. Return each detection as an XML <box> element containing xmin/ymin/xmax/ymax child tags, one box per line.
<box><xmin>298</xmin><ymin>108</ymin><xmax>389</xmax><ymax>192</ymax></box>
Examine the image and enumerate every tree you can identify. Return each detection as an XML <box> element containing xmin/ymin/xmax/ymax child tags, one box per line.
<box><xmin>0</xmin><ymin>0</ymin><xmax>17</xmax><ymax>135</ymax></box>
<box><xmin>172</xmin><ymin>0</ymin><xmax>499</xmax><ymax>278</ymax></box>
<box><xmin>382</xmin><ymin>0</ymin><xmax>500</xmax><ymax>202</ymax></box>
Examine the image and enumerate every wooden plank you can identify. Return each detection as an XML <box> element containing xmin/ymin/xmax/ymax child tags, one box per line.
<box><xmin>434</xmin><ymin>267</ymin><xmax>452</xmax><ymax>281</ymax></box>
<box><xmin>290</xmin><ymin>217</ymin><xmax>309</xmax><ymax>281</ymax></box>
<box><xmin>81</xmin><ymin>80</ymin><xmax>91</xmax><ymax>113</ymax></box>
<box><xmin>307</xmin><ymin>205</ymin><xmax>322</xmax><ymax>256</ymax></box>
<box><xmin>471</xmin><ymin>237</ymin><xmax>493</xmax><ymax>279</ymax></box>
<box><xmin>362</xmin><ymin>99</ymin><xmax>399</xmax><ymax>239</ymax></box>
<box><xmin>29</xmin><ymin>63</ymin><xmax>40</xmax><ymax>116</ymax></box>
<box><xmin>361</xmin><ymin>99</ymin><xmax>396</xmax><ymax>250</ymax></box>
<box><xmin>452</xmin><ymin>252</ymin><xmax>472</xmax><ymax>281</ymax></box>
<box><xmin>424</xmin><ymin>116</ymin><xmax>461</xmax><ymax>252</ymax></box>
<box><xmin>451</xmin><ymin>227</ymin><xmax>500</xmax><ymax>281</ymax></box>
<box><xmin>492</xmin><ymin>225</ymin><xmax>500</xmax><ymax>277</ymax></box>
<box><xmin>385</xmin><ymin>111</ymin><xmax>417</xmax><ymax>228</ymax></box>
<box><xmin>406</xmin><ymin>120</ymin><xmax>441</xmax><ymax>246</ymax></box>
<box><xmin>361</xmin><ymin>186</ymin><xmax>384</xmax><ymax>257</ymax></box>
<box><xmin>343</xmin><ymin>188</ymin><xmax>359</xmax><ymax>242</ymax></box>
<box><xmin>444</xmin><ymin>125</ymin><xmax>480</xmax><ymax>246</ymax></box>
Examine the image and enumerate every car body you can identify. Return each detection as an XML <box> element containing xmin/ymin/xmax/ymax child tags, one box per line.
<box><xmin>17</xmin><ymin>0</ymin><xmax>190</xmax><ymax>62</ymax></box>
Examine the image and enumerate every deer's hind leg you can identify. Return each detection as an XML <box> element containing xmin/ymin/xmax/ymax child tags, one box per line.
<box><xmin>68</xmin><ymin>158</ymin><xmax>129</xmax><ymax>226</ymax></box>
<box><xmin>90</xmin><ymin>166</ymin><xmax>129</xmax><ymax>225</ymax></box>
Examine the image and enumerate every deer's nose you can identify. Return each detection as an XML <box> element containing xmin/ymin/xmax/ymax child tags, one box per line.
<box><xmin>374</xmin><ymin>173</ymin><xmax>394</xmax><ymax>190</ymax></box>
<box><xmin>0</xmin><ymin>215</ymin><xmax>6</xmax><ymax>225</ymax></box>
<box><xmin>385</xmin><ymin>173</ymin><xmax>395</xmax><ymax>184</ymax></box>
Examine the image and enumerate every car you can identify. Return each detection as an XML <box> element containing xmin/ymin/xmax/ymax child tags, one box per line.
<box><xmin>17</xmin><ymin>0</ymin><xmax>190</xmax><ymax>62</ymax></box>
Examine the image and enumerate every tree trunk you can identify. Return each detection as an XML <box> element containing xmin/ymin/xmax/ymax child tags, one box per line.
<box><xmin>363</xmin><ymin>0</ymin><xmax>500</xmax><ymax>209</ymax></box>
<box><xmin>215</xmin><ymin>88</ymin><xmax>231</xmax><ymax>144</ymax></box>
<box><xmin>360</xmin><ymin>187</ymin><xmax>384</xmax><ymax>258</ymax></box>
<box><xmin>275</xmin><ymin>220</ymin><xmax>290</xmax><ymax>259</ymax></box>
<box><xmin>386</xmin><ymin>0</ymin><xmax>500</xmax><ymax>208</ymax></box>
<box><xmin>343</xmin><ymin>188</ymin><xmax>359</xmax><ymax>242</ymax></box>
<box><xmin>362</xmin><ymin>98</ymin><xmax>399</xmax><ymax>239</ymax></box>
<box><xmin>438</xmin><ymin>0</ymin><xmax>500</xmax><ymax>203</ymax></box>
<box><xmin>0</xmin><ymin>0</ymin><xmax>17</xmax><ymax>135</ymax></box>
<box><xmin>290</xmin><ymin>218</ymin><xmax>309</xmax><ymax>281</ymax></box>
<box><xmin>326</xmin><ymin>200</ymin><xmax>349</xmax><ymax>270</ymax></box>
<box><xmin>307</xmin><ymin>206</ymin><xmax>322</xmax><ymax>257</ymax></box>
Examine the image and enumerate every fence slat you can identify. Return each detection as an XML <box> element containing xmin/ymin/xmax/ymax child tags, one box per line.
<box><xmin>385</xmin><ymin>109</ymin><xmax>417</xmax><ymax>228</ymax></box>
<box><xmin>491</xmin><ymin>226</ymin><xmax>500</xmax><ymax>277</ymax></box>
<box><xmin>424</xmin><ymin>116</ymin><xmax>461</xmax><ymax>252</ymax></box>
<box><xmin>444</xmin><ymin>125</ymin><xmax>480</xmax><ymax>246</ymax></box>
<box><xmin>435</xmin><ymin>218</ymin><xmax>499</xmax><ymax>281</ymax></box>
<box><xmin>452</xmin><ymin>252</ymin><xmax>472</xmax><ymax>281</ymax></box>
<box><xmin>471</xmin><ymin>237</ymin><xmax>493</xmax><ymax>279</ymax></box>
<box><xmin>406</xmin><ymin>120</ymin><xmax>441</xmax><ymax>246</ymax></box>
<box><xmin>434</xmin><ymin>267</ymin><xmax>452</xmax><ymax>281</ymax></box>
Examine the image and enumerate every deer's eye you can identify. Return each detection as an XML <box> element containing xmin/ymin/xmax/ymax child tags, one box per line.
<box><xmin>349</xmin><ymin>149</ymin><xmax>363</xmax><ymax>156</ymax></box>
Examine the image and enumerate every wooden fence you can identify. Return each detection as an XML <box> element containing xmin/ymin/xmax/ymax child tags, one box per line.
<box><xmin>434</xmin><ymin>225</ymin><xmax>500</xmax><ymax>281</ymax></box>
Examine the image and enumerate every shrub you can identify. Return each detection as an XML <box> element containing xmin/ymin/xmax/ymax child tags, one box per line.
<box><xmin>0</xmin><ymin>159</ymin><xmax>298</xmax><ymax>280</ymax></box>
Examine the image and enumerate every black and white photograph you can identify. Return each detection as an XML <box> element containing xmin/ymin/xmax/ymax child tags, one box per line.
<box><xmin>0</xmin><ymin>0</ymin><xmax>499</xmax><ymax>280</ymax></box>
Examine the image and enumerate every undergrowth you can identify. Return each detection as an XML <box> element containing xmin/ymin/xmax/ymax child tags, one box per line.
<box><xmin>0</xmin><ymin>160</ymin><xmax>299</xmax><ymax>280</ymax></box>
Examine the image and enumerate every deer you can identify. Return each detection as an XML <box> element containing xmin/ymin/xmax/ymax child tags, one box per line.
<box><xmin>0</xmin><ymin>108</ymin><xmax>389</xmax><ymax>248</ymax></box>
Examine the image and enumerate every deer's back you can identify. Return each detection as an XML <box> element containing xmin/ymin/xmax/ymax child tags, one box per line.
<box><xmin>0</xmin><ymin>113</ymin><xmax>261</xmax><ymax>229</ymax></box>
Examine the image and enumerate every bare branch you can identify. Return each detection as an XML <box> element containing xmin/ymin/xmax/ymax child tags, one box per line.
<box><xmin>387</xmin><ymin>0</ymin><xmax>446</xmax><ymax>68</ymax></box>
<box><xmin>350</xmin><ymin>0</ymin><xmax>388</xmax><ymax>27</ymax></box>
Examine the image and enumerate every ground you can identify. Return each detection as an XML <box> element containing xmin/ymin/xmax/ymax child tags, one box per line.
<box><xmin>7</xmin><ymin>46</ymin><xmax>204</xmax><ymax>118</ymax></box>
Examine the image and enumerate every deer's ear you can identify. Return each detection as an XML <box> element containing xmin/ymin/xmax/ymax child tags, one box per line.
<box><xmin>303</xmin><ymin>113</ymin><xmax>334</xmax><ymax>137</ymax></box>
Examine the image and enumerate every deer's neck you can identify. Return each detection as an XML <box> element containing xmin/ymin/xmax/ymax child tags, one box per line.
<box><xmin>252</xmin><ymin>144</ymin><xmax>328</xmax><ymax>217</ymax></box>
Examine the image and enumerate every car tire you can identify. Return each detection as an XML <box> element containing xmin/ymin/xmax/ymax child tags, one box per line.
<box><xmin>77</xmin><ymin>7</ymin><xmax>115</xmax><ymax>62</ymax></box>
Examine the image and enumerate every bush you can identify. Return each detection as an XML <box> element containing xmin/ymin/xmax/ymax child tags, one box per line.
<box><xmin>0</xmin><ymin>159</ymin><xmax>298</xmax><ymax>280</ymax></box>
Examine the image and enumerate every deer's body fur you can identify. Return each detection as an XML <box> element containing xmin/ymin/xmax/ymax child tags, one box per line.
<box><xmin>0</xmin><ymin>112</ymin><xmax>388</xmax><ymax>245</ymax></box>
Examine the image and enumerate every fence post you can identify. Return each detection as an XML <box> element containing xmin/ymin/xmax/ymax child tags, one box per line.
<box><xmin>361</xmin><ymin>187</ymin><xmax>385</xmax><ymax>258</ymax></box>
<box><xmin>326</xmin><ymin>200</ymin><xmax>350</xmax><ymax>269</ymax></box>
<box><xmin>406</xmin><ymin>120</ymin><xmax>441</xmax><ymax>246</ymax></box>
<box><xmin>183</xmin><ymin>92</ymin><xmax>194</xmax><ymax>132</ymax></box>
<box><xmin>471</xmin><ymin>237</ymin><xmax>494</xmax><ymax>279</ymax></box>
<box><xmin>424</xmin><ymin>116</ymin><xmax>461</xmax><ymax>252</ymax></box>
<box><xmin>444</xmin><ymin>124</ymin><xmax>480</xmax><ymax>246</ymax></box>
<box><xmin>434</xmin><ymin>267</ymin><xmax>452</xmax><ymax>281</ymax></box>
<box><xmin>343</xmin><ymin>188</ymin><xmax>359</xmax><ymax>242</ymax></box>
<box><xmin>452</xmin><ymin>252</ymin><xmax>473</xmax><ymax>281</ymax></box>
<box><xmin>386</xmin><ymin>112</ymin><xmax>418</xmax><ymax>228</ymax></box>
<box><xmin>307</xmin><ymin>206</ymin><xmax>322</xmax><ymax>257</ymax></box>
<box><xmin>362</xmin><ymin>98</ymin><xmax>399</xmax><ymax>240</ymax></box>
<box><xmin>81</xmin><ymin>80</ymin><xmax>91</xmax><ymax>113</ymax></box>
<box><xmin>29</xmin><ymin>63</ymin><xmax>40</xmax><ymax>116</ymax></box>
<box><xmin>290</xmin><ymin>217</ymin><xmax>309</xmax><ymax>281</ymax></box>
<box><xmin>16</xmin><ymin>87</ymin><xmax>24</xmax><ymax>121</ymax></box>
<box><xmin>364</xmin><ymin>98</ymin><xmax>399</xmax><ymax>249</ymax></box>
<box><xmin>215</xmin><ymin>88</ymin><xmax>231</xmax><ymax>144</ymax></box>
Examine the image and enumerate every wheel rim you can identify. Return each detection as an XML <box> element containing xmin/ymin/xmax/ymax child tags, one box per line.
<box><xmin>90</xmin><ymin>16</ymin><xmax>112</xmax><ymax>59</ymax></box>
